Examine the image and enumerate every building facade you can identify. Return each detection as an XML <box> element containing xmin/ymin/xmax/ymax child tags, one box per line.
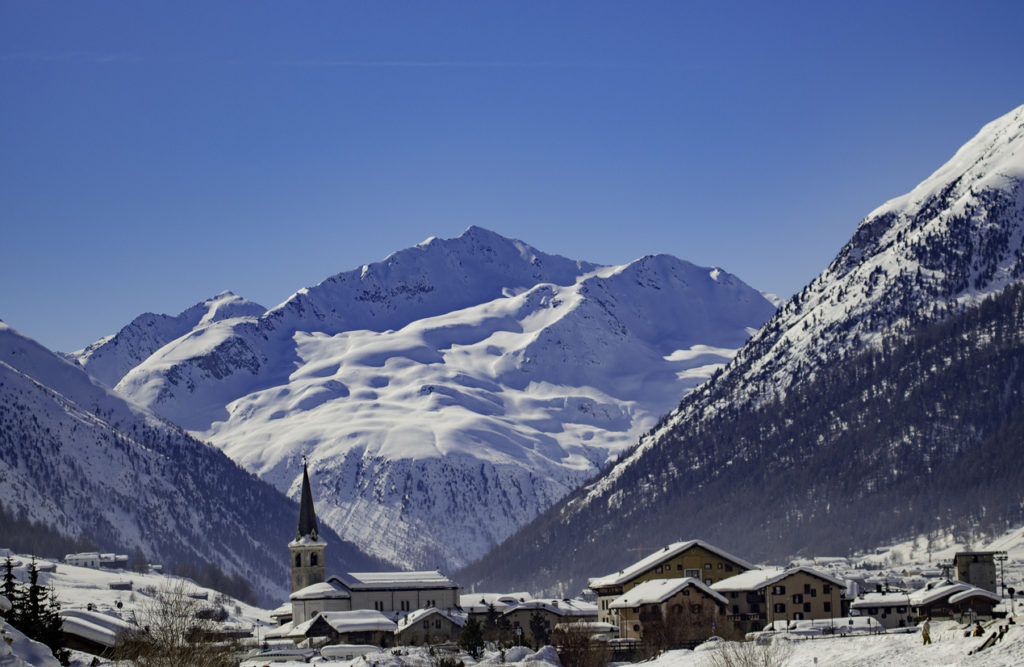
<box><xmin>589</xmin><ymin>540</ymin><xmax>755</xmax><ymax>627</ymax></box>
<box><xmin>711</xmin><ymin>567</ymin><xmax>847</xmax><ymax>636</ymax></box>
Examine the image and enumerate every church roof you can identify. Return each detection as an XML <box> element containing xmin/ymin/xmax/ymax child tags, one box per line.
<box><xmin>296</xmin><ymin>461</ymin><xmax>321</xmax><ymax>541</ymax></box>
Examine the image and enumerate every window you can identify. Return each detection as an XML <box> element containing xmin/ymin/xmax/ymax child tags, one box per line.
<box><xmin>705</xmin><ymin>578</ymin><xmax>712</xmax><ymax>586</ymax></box>
<box><xmin>691</xmin><ymin>604</ymin><xmax>702</xmax><ymax>614</ymax></box>
<box><xmin>423</xmin><ymin>620</ymin><xmax>430</xmax><ymax>629</ymax></box>
<box><xmin>685</xmin><ymin>569</ymin><xmax>700</xmax><ymax>578</ymax></box>
<box><xmin>677</xmin><ymin>564</ymin><xmax>683</xmax><ymax>571</ymax></box>
<box><xmin>725</xmin><ymin>565</ymin><xmax>734</xmax><ymax>572</ymax></box>
<box><xmin>435</xmin><ymin>620</ymin><xmax>441</xmax><ymax>629</ymax></box>
<box><xmin>792</xmin><ymin>594</ymin><xmax>803</xmax><ymax>604</ymax></box>
<box><xmin>803</xmin><ymin>603</ymin><xmax>811</xmax><ymax>612</ymax></box>
<box><xmin>804</xmin><ymin>584</ymin><xmax>811</xmax><ymax>594</ymax></box>
<box><xmin>824</xmin><ymin>601</ymin><xmax>832</xmax><ymax>612</ymax></box>
<box><xmin>732</xmin><ymin>605</ymin><xmax>739</xmax><ymax>614</ymax></box>
<box><xmin>633</xmin><ymin>624</ymin><xmax>640</xmax><ymax>632</ymax></box>
<box><xmin>810</xmin><ymin>588</ymin><xmax>817</xmax><ymax>598</ymax></box>
<box><xmin>311</xmin><ymin>553</ymin><xmax>318</xmax><ymax>567</ymax></box>
<box><xmin>717</xmin><ymin>563</ymin><xmax>723</xmax><ymax>569</ymax></box>
<box><xmin>897</xmin><ymin>606</ymin><xmax>907</xmax><ymax>613</ymax></box>
<box><xmin>773</xmin><ymin>603</ymin><xmax>786</xmax><ymax>614</ymax></box>
<box><xmin>656</xmin><ymin>566</ymin><xmax>662</xmax><ymax>574</ymax></box>
<box><xmin>793</xmin><ymin>612</ymin><xmax>804</xmax><ymax>620</ymax></box>
<box><xmin>823</xmin><ymin>585</ymin><xmax>832</xmax><ymax>594</ymax></box>
<box><xmin>704</xmin><ymin>563</ymin><xmax>712</xmax><ymax>569</ymax></box>
<box><xmin>682</xmin><ymin>589</ymin><xmax>690</xmax><ymax>596</ymax></box>
<box><xmin>772</xmin><ymin>586</ymin><xmax>786</xmax><ymax>596</ymax></box>
<box><xmin>295</xmin><ymin>553</ymin><xmax>302</xmax><ymax>567</ymax></box>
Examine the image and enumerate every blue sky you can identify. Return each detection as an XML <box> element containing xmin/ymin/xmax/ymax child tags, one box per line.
<box><xmin>2</xmin><ymin>1</ymin><xmax>1023</xmax><ymax>353</ymax></box>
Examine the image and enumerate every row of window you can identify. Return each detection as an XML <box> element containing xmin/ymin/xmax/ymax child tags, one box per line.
<box><xmin>653</xmin><ymin>562</ymin><xmax>735</xmax><ymax>575</ymax></box>
<box><xmin>772</xmin><ymin>601</ymin><xmax>832</xmax><ymax>614</ymax></box>
<box><xmin>769</xmin><ymin>583</ymin><xmax>833</xmax><ymax>596</ymax></box>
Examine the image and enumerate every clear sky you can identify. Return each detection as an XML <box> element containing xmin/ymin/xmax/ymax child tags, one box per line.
<box><xmin>2</xmin><ymin>1</ymin><xmax>1023</xmax><ymax>353</ymax></box>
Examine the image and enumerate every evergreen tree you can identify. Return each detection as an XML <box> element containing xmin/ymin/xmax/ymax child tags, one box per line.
<box><xmin>457</xmin><ymin>617</ymin><xmax>484</xmax><ymax>658</ymax></box>
<box><xmin>528</xmin><ymin>611</ymin><xmax>550</xmax><ymax>648</ymax></box>
<box><xmin>1</xmin><ymin>556</ymin><xmax>20</xmax><ymax>626</ymax></box>
<box><xmin>3</xmin><ymin>558</ymin><xmax>68</xmax><ymax>663</ymax></box>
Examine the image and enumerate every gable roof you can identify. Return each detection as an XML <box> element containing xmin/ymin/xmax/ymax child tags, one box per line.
<box><xmin>290</xmin><ymin>610</ymin><xmax>397</xmax><ymax>637</ymax></box>
<box><xmin>588</xmin><ymin>540</ymin><xmax>756</xmax><ymax>589</ymax></box>
<box><xmin>609</xmin><ymin>577</ymin><xmax>728</xmax><ymax>608</ymax></box>
<box><xmin>397</xmin><ymin>607</ymin><xmax>467</xmax><ymax>629</ymax></box>
<box><xmin>910</xmin><ymin>580</ymin><xmax>1001</xmax><ymax>607</ymax></box>
<box><xmin>711</xmin><ymin>566</ymin><xmax>846</xmax><ymax>593</ymax></box>
<box><xmin>504</xmin><ymin>598</ymin><xmax>597</xmax><ymax>617</ymax></box>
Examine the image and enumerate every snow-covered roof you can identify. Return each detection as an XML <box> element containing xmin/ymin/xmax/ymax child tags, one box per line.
<box><xmin>459</xmin><ymin>592</ymin><xmax>530</xmax><ymax>612</ymax></box>
<box><xmin>851</xmin><ymin>592</ymin><xmax>911</xmax><ymax>608</ymax></box>
<box><xmin>289</xmin><ymin>579</ymin><xmax>351</xmax><ymax>601</ymax></box>
<box><xmin>908</xmin><ymin>580</ymin><xmax>1001</xmax><ymax>607</ymax></box>
<box><xmin>60</xmin><ymin>610</ymin><xmax>137</xmax><ymax>649</ymax></box>
<box><xmin>397</xmin><ymin>607</ymin><xmax>466</xmax><ymax>629</ymax></box>
<box><xmin>335</xmin><ymin>571</ymin><xmax>458</xmax><ymax>591</ymax></box>
<box><xmin>588</xmin><ymin>540</ymin><xmax>756</xmax><ymax>589</ymax></box>
<box><xmin>552</xmin><ymin>621</ymin><xmax>618</xmax><ymax>633</ymax></box>
<box><xmin>610</xmin><ymin>577</ymin><xmax>728</xmax><ymax>609</ymax></box>
<box><xmin>711</xmin><ymin>566</ymin><xmax>846</xmax><ymax>593</ymax></box>
<box><xmin>504</xmin><ymin>598</ymin><xmax>597</xmax><ymax>617</ymax></box>
<box><xmin>269</xmin><ymin>602</ymin><xmax>293</xmax><ymax>618</ymax></box>
<box><xmin>948</xmin><ymin>588</ymin><xmax>1002</xmax><ymax>605</ymax></box>
<box><xmin>290</xmin><ymin>610</ymin><xmax>398</xmax><ymax>637</ymax></box>
<box><xmin>263</xmin><ymin>621</ymin><xmax>295</xmax><ymax>639</ymax></box>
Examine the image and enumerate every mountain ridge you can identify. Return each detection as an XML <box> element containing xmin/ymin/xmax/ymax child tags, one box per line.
<box><xmin>75</xmin><ymin>227</ymin><xmax>776</xmax><ymax>570</ymax></box>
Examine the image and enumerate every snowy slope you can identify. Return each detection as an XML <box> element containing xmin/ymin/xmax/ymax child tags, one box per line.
<box><xmin>0</xmin><ymin>322</ymin><xmax>383</xmax><ymax>604</ymax></box>
<box><xmin>69</xmin><ymin>291</ymin><xmax>266</xmax><ymax>388</ymax></box>
<box><xmin>583</xmin><ymin>103</ymin><xmax>1024</xmax><ymax>501</ymax></box>
<box><xmin>96</xmin><ymin>227</ymin><xmax>776</xmax><ymax>570</ymax></box>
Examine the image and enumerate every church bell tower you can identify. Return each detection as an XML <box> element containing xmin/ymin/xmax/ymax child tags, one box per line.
<box><xmin>289</xmin><ymin>459</ymin><xmax>326</xmax><ymax>592</ymax></box>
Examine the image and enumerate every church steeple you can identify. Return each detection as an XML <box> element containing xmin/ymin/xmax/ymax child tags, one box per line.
<box><xmin>296</xmin><ymin>460</ymin><xmax>320</xmax><ymax>541</ymax></box>
<box><xmin>289</xmin><ymin>458</ymin><xmax>326</xmax><ymax>592</ymax></box>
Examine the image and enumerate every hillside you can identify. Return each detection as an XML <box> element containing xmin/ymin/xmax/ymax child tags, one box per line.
<box><xmin>0</xmin><ymin>322</ymin><xmax>385</xmax><ymax>605</ymax></box>
<box><xmin>80</xmin><ymin>227</ymin><xmax>775</xmax><ymax>570</ymax></box>
<box><xmin>457</xmin><ymin>103</ymin><xmax>1024</xmax><ymax>595</ymax></box>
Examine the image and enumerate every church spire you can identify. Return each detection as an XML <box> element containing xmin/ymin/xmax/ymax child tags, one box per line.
<box><xmin>296</xmin><ymin>457</ymin><xmax>320</xmax><ymax>541</ymax></box>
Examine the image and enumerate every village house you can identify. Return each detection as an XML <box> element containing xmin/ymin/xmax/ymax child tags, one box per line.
<box><xmin>288</xmin><ymin>610</ymin><xmax>398</xmax><ymax>648</ymax></box>
<box><xmin>710</xmin><ymin>566</ymin><xmax>847</xmax><ymax>635</ymax></box>
<box><xmin>609</xmin><ymin>577</ymin><xmax>735</xmax><ymax>647</ymax></box>
<box><xmin>63</xmin><ymin>552</ymin><xmax>128</xmax><ymax>570</ymax></box>
<box><xmin>394</xmin><ymin>607</ymin><xmax>466</xmax><ymax>645</ymax></box>
<box><xmin>849</xmin><ymin>591</ymin><xmax>913</xmax><ymax>630</ymax></box>
<box><xmin>589</xmin><ymin>540</ymin><xmax>755</xmax><ymax>627</ymax></box>
<box><xmin>501</xmin><ymin>598</ymin><xmax>597</xmax><ymax>647</ymax></box>
<box><xmin>909</xmin><ymin>580</ymin><xmax>1002</xmax><ymax>622</ymax></box>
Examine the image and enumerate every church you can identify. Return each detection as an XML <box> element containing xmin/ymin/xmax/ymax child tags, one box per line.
<box><xmin>273</xmin><ymin>462</ymin><xmax>463</xmax><ymax>646</ymax></box>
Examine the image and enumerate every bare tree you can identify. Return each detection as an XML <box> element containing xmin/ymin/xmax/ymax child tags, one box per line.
<box><xmin>111</xmin><ymin>579</ymin><xmax>237</xmax><ymax>667</ymax></box>
<box><xmin>700</xmin><ymin>638</ymin><xmax>793</xmax><ymax>667</ymax></box>
<box><xmin>551</xmin><ymin>621</ymin><xmax>609</xmax><ymax>667</ymax></box>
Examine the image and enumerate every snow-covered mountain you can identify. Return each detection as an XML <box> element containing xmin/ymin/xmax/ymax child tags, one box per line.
<box><xmin>84</xmin><ymin>227</ymin><xmax>776</xmax><ymax>570</ymax></box>
<box><xmin>70</xmin><ymin>291</ymin><xmax>265</xmax><ymax>388</ymax></box>
<box><xmin>458</xmin><ymin>104</ymin><xmax>1024</xmax><ymax>595</ymax></box>
<box><xmin>0</xmin><ymin>322</ymin><xmax>384</xmax><ymax>605</ymax></box>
